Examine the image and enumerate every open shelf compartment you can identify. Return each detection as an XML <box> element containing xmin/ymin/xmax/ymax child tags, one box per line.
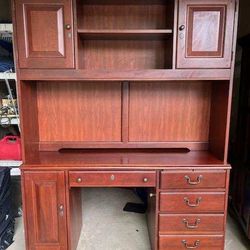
<box><xmin>75</xmin><ymin>0</ymin><xmax>175</xmax><ymax>70</ymax></box>
<box><xmin>19</xmin><ymin>80</ymin><xmax>230</xmax><ymax>165</ymax></box>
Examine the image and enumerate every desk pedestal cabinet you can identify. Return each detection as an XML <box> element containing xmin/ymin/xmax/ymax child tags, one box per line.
<box><xmin>13</xmin><ymin>0</ymin><xmax>239</xmax><ymax>249</ymax></box>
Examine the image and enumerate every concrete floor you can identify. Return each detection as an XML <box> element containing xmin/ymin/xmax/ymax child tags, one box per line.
<box><xmin>8</xmin><ymin>188</ymin><xmax>250</xmax><ymax>250</ymax></box>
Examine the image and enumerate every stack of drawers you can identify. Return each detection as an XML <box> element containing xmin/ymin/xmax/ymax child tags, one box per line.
<box><xmin>158</xmin><ymin>170</ymin><xmax>228</xmax><ymax>250</ymax></box>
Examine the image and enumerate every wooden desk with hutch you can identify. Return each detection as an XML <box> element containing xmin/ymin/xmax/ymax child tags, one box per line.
<box><xmin>12</xmin><ymin>0</ymin><xmax>239</xmax><ymax>249</ymax></box>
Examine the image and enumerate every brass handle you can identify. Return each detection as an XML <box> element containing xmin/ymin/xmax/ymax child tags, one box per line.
<box><xmin>184</xmin><ymin>175</ymin><xmax>203</xmax><ymax>185</ymax></box>
<box><xmin>179</xmin><ymin>25</ymin><xmax>185</xmax><ymax>31</ymax></box>
<box><xmin>149</xmin><ymin>193</ymin><xmax>156</xmax><ymax>198</ymax></box>
<box><xmin>182</xmin><ymin>240</ymin><xmax>200</xmax><ymax>249</ymax></box>
<box><xmin>76</xmin><ymin>177</ymin><xmax>82</xmax><ymax>183</ymax></box>
<box><xmin>143</xmin><ymin>177</ymin><xmax>148</xmax><ymax>183</ymax></box>
<box><xmin>58</xmin><ymin>204</ymin><xmax>64</xmax><ymax>216</ymax></box>
<box><xmin>65</xmin><ymin>24</ymin><xmax>71</xmax><ymax>30</ymax></box>
<box><xmin>184</xmin><ymin>197</ymin><xmax>202</xmax><ymax>207</ymax></box>
<box><xmin>183</xmin><ymin>218</ymin><xmax>201</xmax><ymax>229</ymax></box>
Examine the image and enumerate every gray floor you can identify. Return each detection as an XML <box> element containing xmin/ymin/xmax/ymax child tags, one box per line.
<box><xmin>9</xmin><ymin>188</ymin><xmax>250</xmax><ymax>250</ymax></box>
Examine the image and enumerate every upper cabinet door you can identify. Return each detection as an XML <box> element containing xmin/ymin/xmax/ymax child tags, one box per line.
<box><xmin>15</xmin><ymin>0</ymin><xmax>74</xmax><ymax>69</ymax></box>
<box><xmin>177</xmin><ymin>0</ymin><xmax>236</xmax><ymax>69</ymax></box>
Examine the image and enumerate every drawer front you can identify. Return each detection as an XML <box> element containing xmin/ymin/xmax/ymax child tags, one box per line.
<box><xmin>159</xmin><ymin>235</ymin><xmax>224</xmax><ymax>250</ymax></box>
<box><xmin>160</xmin><ymin>192</ymin><xmax>225</xmax><ymax>213</ymax></box>
<box><xmin>161</xmin><ymin>170</ymin><xmax>226</xmax><ymax>189</ymax></box>
<box><xmin>159</xmin><ymin>214</ymin><xmax>224</xmax><ymax>234</ymax></box>
<box><xmin>69</xmin><ymin>171</ymin><xmax>156</xmax><ymax>187</ymax></box>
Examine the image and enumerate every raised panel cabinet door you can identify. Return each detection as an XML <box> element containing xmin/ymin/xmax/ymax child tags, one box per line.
<box><xmin>177</xmin><ymin>0</ymin><xmax>236</xmax><ymax>68</ymax></box>
<box><xmin>23</xmin><ymin>171</ymin><xmax>67</xmax><ymax>250</ymax></box>
<box><xmin>14</xmin><ymin>0</ymin><xmax>74</xmax><ymax>69</ymax></box>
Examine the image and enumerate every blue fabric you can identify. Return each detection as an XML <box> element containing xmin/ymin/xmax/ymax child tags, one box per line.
<box><xmin>0</xmin><ymin>40</ymin><xmax>12</xmax><ymax>54</ymax></box>
<box><xmin>0</xmin><ymin>56</ymin><xmax>14</xmax><ymax>72</ymax></box>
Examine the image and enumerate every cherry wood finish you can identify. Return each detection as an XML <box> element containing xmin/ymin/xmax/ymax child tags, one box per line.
<box><xmin>20</xmin><ymin>80</ymin><xmax>230</xmax><ymax>154</ymax></box>
<box><xmin>67</xmin><ymin>188</ymin><xmax>82</xmax><ymax>250</ymax></box>
<box><xmin>129</xmin><ymin>81</ymin><xmax>211</xmax><ymax>142</ymax></box>
<box><xmin>159</xmin><ymin>235</ymin><xmax>224</xmax><ymax>250</ymax></box>
<box><xmin>160</xmin><ymin>170</ymin><xmax>226</xmax><ymax>189</ymax></box>
<box><xmin>12</xmin><ymin>0</ymin><xmax>239</xmax><ymax>249</ymax></box>
<box><xmin>159</xmin><ymin>214</ymin><xmax>224</xmax><ymax>234</ymax></box>
<box><xmin>37</xmin><ymin>81</ymin><xmax>122</xmax><ymax>142</ymax></box>
<box><xmin>22</xmin><ymin>150</ymin><xmax>227</xmax><ymax>168</ymax></box>
<box><xmin>22</xmin><ymin>171</ymin><xmax>67</xmax><ymax>250</ymax></box>
<box><xmin>14</xmin><ymin>0</ymin><xmax>74</xmax><ymax>69</ymax></box>
<box><xmin>18</xmin><ymin>69</ymin><xmax>232</xmax><ymax>81</ymax></box>
<box><xmin>159</xmin><ymin>192</ymin><xmax>225</xmax><ymax>213</ymax></box>
<box><xmin>177</xmin><ymin>0</ymin><xmax>235</xmax><ymax>69</ymax></box>
<box><xmin>69</xmin><ymin>171</ymin><xmax>156</xmax><ymax>187</ymax></box>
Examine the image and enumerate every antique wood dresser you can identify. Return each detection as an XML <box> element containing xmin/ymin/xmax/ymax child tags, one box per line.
<box><xmin>12</xmin><ymin>0</ymin><xmax>239</xmax><ymax>249</ymax></box>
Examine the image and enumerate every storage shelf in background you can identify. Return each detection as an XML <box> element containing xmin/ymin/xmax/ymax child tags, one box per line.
<box><xmin>0</xmin><ymin>23</ymin><xmax>13</xmax><ymax>33</ymax></box>
<box><xmin>78</xmin><ymin>29</ymin><xmax>173</xmax><ymax>39</ymax></box>
<box><xmin>0</xmin><ymin>161</ymin><xmax>22</xmax><ymax>176</ymax></box>
<box><xmin>0</xmin><ymin>116</ymin><xmax>19</xmax><ymax>125</ymax></box>
<box><xmin>0</xmin><ymin>160</ymin><xmax>22</xmax><ymax>167</ymax></box>
<box><xmin>0</xmin><ymin>72</ymin><xmax>16</xmax><ymax>80</ymax></box>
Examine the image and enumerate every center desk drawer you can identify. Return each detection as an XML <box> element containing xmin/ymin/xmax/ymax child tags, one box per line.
<box><xmin>161</xmin><ymin>170</ymin><xmax>226</xmax><ymax>189</ymax></box>
<box><xmin>160</xmin><ymin>192</ymin><xmax>225</xmax><ymax>213</ymax></box>
<box><xmin>69</xmin><ymin>171</ymin><xmax>156</xmax><ymax>187</ymax></box>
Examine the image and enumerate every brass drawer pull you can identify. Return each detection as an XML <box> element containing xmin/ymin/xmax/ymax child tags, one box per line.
<box><xmin>182</xmin><ymin>240</ymin><xmax>200</xmax><ymax>249</ymax></box>
<box><xmin>183</xmin><ymin>218</ymin><xmax>201</xmax><ymax>229</ymax></box>
<box><xmin>184</xmin><ymin>197</ymin><xmax>202</xmax><ymax>207</ymax></box>
<box><xmin>184</xmin><ymin>175</ymin><xmax>203</xmax><ymax>185</ymax></box>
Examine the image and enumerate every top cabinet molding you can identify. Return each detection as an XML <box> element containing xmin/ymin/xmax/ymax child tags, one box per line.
<box><xmin>177</xmin><ymin>0</ymin><xmax>236</xmax><ymax>69</ymax></box>
<box><xmin>15</xmin><ymin>0</ymin><xmax>74</xmax><ymax>69</ymax></box>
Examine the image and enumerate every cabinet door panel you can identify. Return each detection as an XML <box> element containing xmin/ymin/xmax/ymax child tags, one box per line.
<box><xmin>177</xmin><ymin>0</ymin><xmax>235</xmax><ymax>68</ymax></box>
<box><xmin>15</xmin><ymin>0</ymin><xmax>74</xmax><ymax>69</ymax></box>
<box><xmin>23</xmin><ymin>171</ymin><xmax>67</xmax><ymax>250</ymax></box>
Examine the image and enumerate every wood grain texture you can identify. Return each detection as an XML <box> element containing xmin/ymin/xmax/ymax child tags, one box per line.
<box><xmin>159</xmin><ymin>214</ymin><xmax>224</xmax><ymax>234</ymax></box>
<box><xmin>129</xmin><ymin>81</ymin><xmax>211</xmax><ymax>142</ymax></box>
<box><xmin>146</xmin><ymin>187</ymin><xmax>157</xmax><ymax>250</ymax></box>
<box><xmin>177</xmin><ymin>0</ymin><xmax>235</xmax><ymax>68</ymax></box>
<box><xmin>69</xmin><ymin>170</ymin><xmax>156</xmax><ymax>187</ymax></box>
<box><xmin>76</xmin><ymin>0</ymin><xmax>174</xmax><ymax>30</ymax></box>
<box><xmin>209</xmin><ymin>81</ymin><xmax>229</xmax><ymax>161</ymax></box>
<box><xmin>18</xmin><ymin>81</ymin><xmax>39</xmax><ymax>162</ymax></box>
<box><xmin>79</xmin><ymin>39</ymin><xmax>172</xmax><ymax>70</ymax></box>
<box><xmin>159</xmin><ymin>235</ymin><xmax>224</xmax><ymax>250</ymax></box>
<box><xmin>37</xmin><ymin>81</ymin><xmax>122</xmax><ymax>142</ymax></box>
<box><xmin>23</xmin><ymin>171</ymin><xmax>67</xmax><ymax>249</ymax></box>
<box><xmin>159</xmin><ymin>192</ymin><xmax>225</xmax><ymax>213</ymax></box>
<box><xmin>15</xmin><ymin>0</ymin><xmax>74</xmax><ymax>69</ymax></box>
<box><xmin>160</xmin><ymin>170</ymin><xmax>227</xmax><ymax>189</ymax></box>
<box><xmin>22</xmin><ymin>150</ymin><xmax>226</xmax><ymax>168</ymax></box>
<box><xmin>17</xmin><ymin>69</ymin><xmax>232</xmax><ymax>81</ymax></box>
<box><xmin>68</xmin><ymin>188</ymin><xmax>82</xmax><ymax>250</ymax></box>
